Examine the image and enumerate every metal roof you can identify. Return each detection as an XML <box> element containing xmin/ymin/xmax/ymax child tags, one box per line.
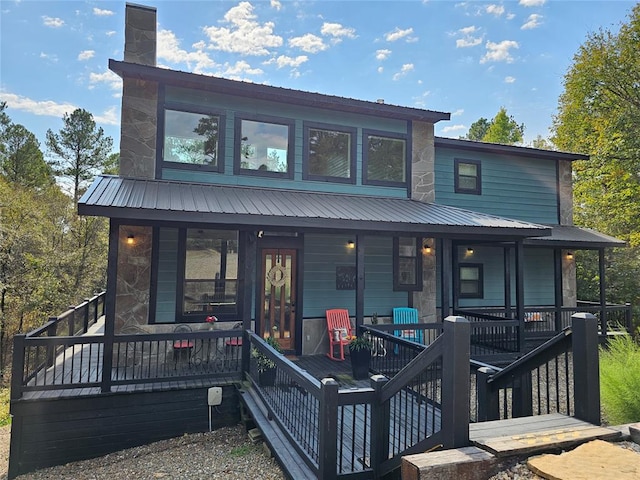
<box><xmin>109</xmin><ymin>60</ymin><xmax>450</xmax><ymax>124</ymax></box>
<box><xmin>78</xmin><ymin>175</ymin><xmax>551</xmax><ymax>239</ymax></box>
<box><xmin>523</xmin><ymin>225</ymin><xmax>626</xmax><ymax>249</ymax></box>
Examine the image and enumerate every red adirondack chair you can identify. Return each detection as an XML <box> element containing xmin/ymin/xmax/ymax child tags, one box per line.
<box><xmin>326</xmin><ymin>309</ymin><xmax>352</xmax><ymax>361</ymax></box>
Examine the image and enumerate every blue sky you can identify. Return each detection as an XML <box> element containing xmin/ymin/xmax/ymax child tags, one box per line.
<box><xmin>0</xmin><ymin>0</ymin><xmax>635</xmax><ymax>153</ymax></box>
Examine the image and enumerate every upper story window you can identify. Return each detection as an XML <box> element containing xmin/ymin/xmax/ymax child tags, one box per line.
<box><xmin>163</xmin><ymin>108</ymin><xmax>224</xmax><ymax>172</ymax></box>
<box><xmin>458</xmin><ymin>263</ymin><xmax>483</xmax><ymax>298</ymax></box>
<box><xmin>363</xmin><ymin>130</ymin><xmax>408</xmax><ymax>186</ymax></box>
<box><xmin>235</xmin><ymin>115</ymin><xmax>294</xmax><ymax>178</ymax></box>
<box><xmin>303</xmin><ymin>123</ymin><xmax>356</xmax><ymax>183</ymax></box>
<box><xmin>393</xmin><ymin>237</ymin><xmax>422</xmax><ymax>291</ymax></box>
<box><xmin>455</xmin><ymin>159</ymin><xmax>481</xmax><ymax>195</ymax></box>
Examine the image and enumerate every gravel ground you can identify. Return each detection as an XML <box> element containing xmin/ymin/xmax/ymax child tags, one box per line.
<box><xmin>5</xmin><ymin>425</ymin><xmax>285</xmax><ymax>480</ymax></box>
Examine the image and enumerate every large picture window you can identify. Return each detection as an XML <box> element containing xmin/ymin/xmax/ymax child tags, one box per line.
<box><xmin>458</xmin><ymin>263</ymin><xmax>483</xmax><ymax>298</ymax></box>
<box><xmin>394</xmin><ymin>237</ymin><xmax>422</xmax><ymax>291</ymax></box>
<box><xmin>235</xmin><ymin>116</ymin><xmax>294</xmax><ymax>177</ymax></box>
<box><xmin>364</xmin><ymin>131</ymin><xmax>407</xmax><ymax>185</ymax></box>
<box><xmin>304</xmin><ymin>123</ymin><xmax>356</xmax><ymax>182</ymax></box>
<box><xmin>163</xmin><ymin>109</ymin><xmax>224</xmax><ymax>171</ymax></box>
<box><xmin>455</xmin><ymin>159</ymin><xmax>481</xmax><ymax>195</ymax></box>
<box><xmin>182</xmin><ymin>229</ymin><xmax>239</xmax><ymax>316</ymax></box>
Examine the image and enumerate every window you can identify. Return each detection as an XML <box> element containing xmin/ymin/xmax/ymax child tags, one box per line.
<box><xmin>394</xmin><ymin>237</ymin><xmax>422</xmax><ymax>291</ymax></box>
<box><xmin>455</xmin><ymin>159</ymin><xmax>481</xmax><ymax>194</ymax></box>
<box><xmin>458</xmin><ymin>263</ymin><xmax>483</xmax><ymax>298</ymax></box>
<box><xmin>182</xmin><ymin>229</ymin><xmax>239</xmax><ymax>316</ymax></box>
<box><xmin>364</xmin><ymin>131</ymin><xmax>408</xmax><ymax>185</ymax></box>
<box><xmin>303</xmin><ymin>123</ymin><xmax>356</xmax><ymax>182</ymax></box>
<box><xmin>235</xmin><ymin>116</ymin><xmax>294</xmax><ymax>177</ymax></box>
<box><xmin>163</xmin><ymin>109</ymin><xmax>224</xmax><ymax>171</ymax></box>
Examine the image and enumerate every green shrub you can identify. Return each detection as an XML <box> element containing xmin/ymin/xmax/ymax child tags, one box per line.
<box><xmin>600</xmin><ymin>335</ymin><xmax>640</xmax><ymax>424</ymax></box>
<box><xmin>0</xmin><ymin>388</ymin><xmax>10</xmax><ymax>426</ymax></box>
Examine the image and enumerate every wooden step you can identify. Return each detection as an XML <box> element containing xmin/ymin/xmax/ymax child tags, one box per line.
<box><xmin>402</xmin><ymin>446</ymin><xmax>499</xmax><ymax>480</ymax></box>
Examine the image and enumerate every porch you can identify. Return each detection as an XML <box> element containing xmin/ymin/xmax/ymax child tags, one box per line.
<box><xmin>9</xmin><ymin>293</ymin><xmax>627</xmax><ymax>478</ymax></box>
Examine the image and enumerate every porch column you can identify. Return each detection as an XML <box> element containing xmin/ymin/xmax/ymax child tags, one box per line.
<box><xmin>355</xmin><ymin>234</ymin><xmax>365</xmax><ymax>328</ymax></box>
<box><xmin>101</xmin><ymin>219</ymin><xmax>119</xmax><ymax>393</ymax></box>
<box><xmin>241</xmin><ymin>231</ymin><xmax>257</xmax><ymax>371</ymax></box>
<box><xmin>503</xmin><ymin>246</ymin><xmax>512</xmax><ymax>317</ymax></box>
<box><xmin>440</xmin><ymin>238</ymin><xmax>452</xmax><ymax>319</ymax></box>
<box><xmin>599</xmin><ymin>248</ymin><xmax>607</xmax><ymax>335</ymax></box>
<box><xmin>554</xmin><ymin>248</ymin><xmax>563</xmax><ymax>331</ymax></box>
<box><xmin>451</xmin><ymin>241</ymin><xmax>459</xmax><ymax>312</ymax></box>
<box><xmin>515</xmin><ymin>240</ymin><xmax>525</xmax><ymax>352</ymax></box>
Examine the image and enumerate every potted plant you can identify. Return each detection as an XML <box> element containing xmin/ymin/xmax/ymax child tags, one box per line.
<box><xmin>348</xmin><ymin>334</ymin><xmax>373</xmax><ymax>380</ymax></box>
<box><xmin>252</xmin><ymin>335</ymin><xmax>283</xmax><ymax>386</ymax></box>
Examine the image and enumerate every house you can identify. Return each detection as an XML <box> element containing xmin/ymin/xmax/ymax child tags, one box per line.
<box><xmin>8</xmin><ymin>4</ymin><xmax>629</xmax><ymax>479</ymax></box>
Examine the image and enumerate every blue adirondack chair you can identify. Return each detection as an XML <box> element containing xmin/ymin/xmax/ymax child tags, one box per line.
<box><xmin>393</xmin><ymin>307</ymin><xmax>423</xmax><ymax>345</ymax></box>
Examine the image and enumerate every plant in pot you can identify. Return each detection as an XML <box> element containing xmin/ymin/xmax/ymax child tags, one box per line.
<box><xmin>348</xmin><ymin>334</ymin><xmax>373</xmax><ymax>380</ymax></box>
<box><xmin>252</xmin><ymin>335</ymin><xmax>283</xmax><ymax>386</ymax></box>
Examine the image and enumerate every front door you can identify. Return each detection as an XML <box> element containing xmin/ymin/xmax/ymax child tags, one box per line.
<box><xmin>260</xmin><ymin>248</ymin><xmax>296</xmax><ymax>351</ymax></box>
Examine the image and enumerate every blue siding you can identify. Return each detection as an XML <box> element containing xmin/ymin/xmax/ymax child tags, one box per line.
<box><xmin>155</xmin><ymin>227</ymin><xmax>179</xmax><ymax>323</ymax></box>
<box><xmin>162</xmin><ymin>86</ymin><xmax>408</xmax><ymax>197</ymax></box>
<box><xmin>435</xmin><ymin>148</ymin><xmax>558</xmax><ymax>223</ymax></box>
<box><xmin>302</xmin><ymin>234</ymin><xmax>406</xmax><ymax>318</ymax></box>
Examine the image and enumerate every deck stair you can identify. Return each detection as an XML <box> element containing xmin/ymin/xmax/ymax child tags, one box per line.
<box><xmin>403</xmin><ymin>413</ymin><xmax>621</xmax><ymax>480</ymax></box>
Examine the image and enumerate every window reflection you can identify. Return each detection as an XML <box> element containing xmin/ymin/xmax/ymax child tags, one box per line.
<box><xmin>239</xmin><ymin>119</ymin><xmax>289</xmax><ymax>173</ymax></box>
<box><xmin>164</xmin><ymin>110</ymin><xmax>220</xmax><ymax>167</ymax></box>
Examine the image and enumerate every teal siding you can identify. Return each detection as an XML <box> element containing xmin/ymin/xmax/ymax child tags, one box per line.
<box><xmin>302</xmin><ymin>234</ymin><xmax>406</xmax><ymax>318</ymax></box>
<box><xmin>161</xmin><ymin>86</ymin><xmax>408</xmax><ymax>198</ymax></box>
<box><xmin>155</xmin><ymin>228</ymin><xmax>179</xmax><ymax>323</ymax></box>
<box><xmin>521</xmin><ymin>249</ymin><xmax>555</xmax><ymax>305</ymax></box>
<box><xmin>435</xmin><ymin>148</ymin><xmax>558</xmax><ymax>223</ymax></box>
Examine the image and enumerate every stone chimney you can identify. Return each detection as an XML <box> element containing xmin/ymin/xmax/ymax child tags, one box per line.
<box><xmin>119</xmin><ymin>3</ymin><xmax>158</xmax><ymax>179</ymax></box>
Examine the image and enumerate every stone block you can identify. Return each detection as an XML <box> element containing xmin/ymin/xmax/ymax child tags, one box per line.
<box><xmin>402</xmin><ymin>446</ymin><xmax>498</xmax><ymax>480</ymax></box>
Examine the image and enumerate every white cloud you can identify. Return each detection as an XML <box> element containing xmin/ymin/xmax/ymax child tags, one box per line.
<box><xmin>0</xmin><ymin>92</ymin><xmax>76</xmax><ymax>119</ymax></box>
<box><xmin>93</xmin><ymin>106</ymin><xmax>119</xmax><ymax>126</ymax></box>
<box><xmin>519</xmin><ymin>0</ymin><xmax>546</xmax><ymax>6</ymax></box>
<box><xmin>377</xmin><ymin>66</ymin><xmax>384</xmax><ymax>73</ymax></box>
<box><xmin>40</xmin><ymin>52</ymin><xmax>58</xmax><ymax>62</ymax></box>
<box><xmin>106</xmin><ymin>31</ymin><xmax>116</xmax><ymax>37</ymax></box>
<box><xmin>289</xmin><ymin>34</ymin><xmax>327</xmax><ymax>53</ymax></box>
<box><xmin>521</xmin><ymin>14</ymin><xmax>543</xmax><ymax>30</ymax></box>
<box><xmin>93</xmin><ymin>7</ymin><xmax>114</xmax><ymax>16</ymax></box>
<box><xmin>265</xmin><ymin>55</ymin><xmax>308</xmax><ymax>69</ymax></box>
<box><xmin>392</xmin><ymin>63</ymin><xmax>414</xmax><ymax>81</ymax></box>
<box><xmin>42</xmin><ymin>16</ymin><xmax>64</xmax><ymax>28</ymax></box>
<box><xmin>203</xmin><ymin>2</ymin><xmax>282</xmax><ymax>56</ymax></box>
<box><xmin>270</xmin><ymin>0</ymin><xmax>282</xmax><ymax>11</ymax></box>
<box><xmin>158</xmin><ymin>29</ymin><xmax>216</xmax><ymax>73</ymax></box>
<box><xmin>385</xmin><ymin>27</ymin><xmax>415</xmax><ymax>42</ymax></box>
<box><xmin>507</xmin><ymin>13</ymin><xmax>516</xmax><ymax>20</ymax></box>
<box><xmin>376</xmin><ymin>49</ymin><xmax>391</xmax><ymax>61</ymax></box>
<box><xmin>452</xmin><ymin>109</ymin><xmax>464</xmax><ymax>117</ymax></box>
<box><xmin>480</xmin><ymin>40</ymin><xmax>519</xmax><ymax>63</ymax></box>
<box><xmin>486</xmin><ymin>5</ymin><xmax>505</xmax><ymax>16</ymax></box>
<box><xmin>223</xmin><ymin>60</ymin><xmax>264</xmax><ymax>76</ymax></box>
<box><xmin>321</xmin><ymin>22</ymin><xmax>356</xmax><ymax>41</ymax></box>
<box><xmin>459</xmin><ymin>26</ymin><xmax>478</xmax><ymax>35</ymax></box>
<box><xmin>89</xmin><ymin>70</ymin><xmax>123</xmax><ymax>91</ymax></box>
<box><xmin>78</xmin><ymin>50</ymin><xmax>95</xmax><ymax>61</ymax></box>
<box><xmin>505</xmin><ymin>76</ymin><xmax>516</xmax><ymax>83</ymax></box>
<box><xmin>441</xmin><ymin>124</ymin><xmax>467</xmax><ymax>134</ymax></box>
<box><xmin>457</xmin><ymin>36</ymin><xmax>482</xmax><ymax>48</ymax></box>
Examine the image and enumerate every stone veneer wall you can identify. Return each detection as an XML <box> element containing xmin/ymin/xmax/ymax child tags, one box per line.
<box><xmin>558</xmin><ymin>160</ymin><xmax>577</xmax><ymax>306</ymax></box>
<box><xmin>411</xmin><ymin>121</ymin><xmax>438</xmax><ymax>321</ymax></box>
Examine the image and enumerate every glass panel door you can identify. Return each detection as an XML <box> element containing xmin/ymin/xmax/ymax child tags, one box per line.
<box><xmin>260</xmin><ymin>249</ymin><xmax>296</xmax><ymax>351</ymax></box>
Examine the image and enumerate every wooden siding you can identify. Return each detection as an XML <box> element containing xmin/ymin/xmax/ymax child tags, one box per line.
<box><xmin>303</xmin><ymin>234</ymin><xmax>406</xmax><ymax>318</ymax></box>
<box><xmin>161</xmin><ymin>86</ymin><xmax>409</xmax><ymax>197</ymax></box>
<box><xmin>155</xmin><ymin>227</ymin><xmax>179</xmax><ymax>323</ymax></box>
<box><xmin>9</xmin><ymin>385</ymin><xmax>239</xmax><ymax>478</ymax></box>
<box><xmin>435</xmin><ymin>148</ymin><xmax>559</xmax><ymax>224</ymax></box>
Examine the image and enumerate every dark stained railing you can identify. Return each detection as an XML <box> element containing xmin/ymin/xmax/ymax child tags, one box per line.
<box><xmin>26</xmin><ymin>292</ymin><xmax>106</xmax><ymax>338</ymax></box>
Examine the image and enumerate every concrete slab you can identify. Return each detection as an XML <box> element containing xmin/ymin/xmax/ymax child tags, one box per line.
<box><xmin>527</xmin><ymin>439</ymin><xmax>640</xmax><ymax>480</ymax></box>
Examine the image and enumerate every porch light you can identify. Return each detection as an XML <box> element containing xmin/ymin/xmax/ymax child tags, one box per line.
<box><xmin>423</xmin><ymin>243</ymin><xmax>432</xmax><ymax>255</ymax></box>
<box><xmin>126</xmin><ymin>234</ymin><xmax>135</xmax><ymax>245</ymax></box>
<box><xmin>467</xmin><ymin>247</ymin><xmax>474</xmax><ymax>255</ymax></box>
<box><xmin>347</xmin><ymin>240</ymin><xmax>355</xmax><ymax>249</ymax></box>
<box><xmin>566</xmin><ymin>251</ymin><xmax>574</xmax><ymax>260</ymax></box>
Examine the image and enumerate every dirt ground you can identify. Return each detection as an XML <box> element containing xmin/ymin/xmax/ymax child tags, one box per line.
<box><xmin>0</xmin><ymin>425</ymin><xmax>9</xmax><ymax>480</ymax></box>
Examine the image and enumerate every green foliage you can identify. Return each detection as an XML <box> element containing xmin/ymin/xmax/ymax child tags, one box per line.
<box><xmin>600</xmin><ymin>335</ymin><xmax>640</xmax><ymax>424</ymax></box>
<box><xmin>463</xmin><ymin>108</ymin><xmax>524</xmax><ymax>145</ymax></box>
<box><xmin>251</xmin><ymin>336</ymin><xmax>283</xmax><ymax>372</ymax></box>
<box><xmin>348</xmin><ymin>334</ymin><xmax>373</xmax><ymax>352</ymax></box>
<box><xmin>46</xmin><ymin>108</ymin><xmax>114</xmax><ymax>204</ymax></box>
<box><xmin>0</xmin><ymin>387</ymin><xmax>9</xmax><ymax>426</ymax></box>
<box><xmin>552</xmin><ymin>5</ymin><xmax>640</xmax><ymax>308</ymax></box>
<box><xmin>463</xmin><ymin>117</ymin><xmax>490</xmax><ymax>141</ymax></box>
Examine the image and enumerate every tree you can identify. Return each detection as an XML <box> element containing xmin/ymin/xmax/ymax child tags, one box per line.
<box><xmin>553</xmin><ymin>4</ymin><xmax>640</xmax><ymax>309</ymax></box>
<box><xmin>463</xmin><ymin>108</ymin><xmax>524</xmax><ymax>145</ymax></box>
<box><xmin>46</xmin><ymin>109</ymin><xmax>114</xmax><ymax>204</ymax></box>
<box><xmin>482</xmin><ymin>107</ymin><xmax>524</xmax><ymax>145</ymax></box>
<box><xmin>0</xmin><ymin>123</ymin><xmax>53</xmax><ymax>189</ymax></box>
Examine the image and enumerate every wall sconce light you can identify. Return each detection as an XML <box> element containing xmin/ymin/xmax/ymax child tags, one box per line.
<box><xmin>347</xmin><ymin>240</ymin><xmax>355</xmax><ymax>249</ymax></box>
<box><xmin>126</xmin><ymin>234</ymin><xmax>135</xmax><ymax>245</ymax></box>
<box><xmin>566</xmin><ymin>251</ymin><xmax>574</xmax><ymax>260</ymax></box>
<box><xmin>423</xmin><ymin>243</ymin><xmax>432</xmax><ymax>255</ymax></box>
<box><xmin>467</xmin><ymin>247</ymin><xmax>474</xmax><ymax>255</ymax></box>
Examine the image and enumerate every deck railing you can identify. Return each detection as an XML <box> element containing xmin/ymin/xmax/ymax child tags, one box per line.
<box><xmin>26</xmin><ymin>292</ymin><xmax>106</xmax><ymax>338</ymax></box>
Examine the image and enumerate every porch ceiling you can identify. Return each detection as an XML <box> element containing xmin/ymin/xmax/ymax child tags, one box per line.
<box><xmin>523</xmin><ymin>225</ymin><xmax>626</xmax><ymax>249</ymax></box>
<box><xmin>78</xmin><ymin>175</ymin><xmax>551</xmax><ymax>239</ymax></box>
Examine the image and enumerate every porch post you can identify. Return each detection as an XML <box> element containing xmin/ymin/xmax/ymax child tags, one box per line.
<box><xmin>503</xmin><ymin>246</ymin><xmax>512</xmax><ymax>317</ymax></box>
<box><xmin>242</xmin><ymin>231</ymin><xmax>256</xmax><ymax>374</ymax></box>
<box><xmin>515</xmin><ymin>240</ymin><xmax>525</xmax><ymax>353</ymax></box>
<box><xmin>441</xmin><ymin>315</ymin><xmax>470</xmax><ymax>448</ymax></box>
<box><xmin>451</xmin><ymin>241</ymin><xmax>459</xmax><ymax>312</ymax></box>
<box><xmin>370</xmin><ymin>375</ymin><xmax>390</xmax><ymax>477</ymax></box>
<box><xmin>598</xmin><ymin>249</ymin><xmax>607</xmax><ymax>335</ymax></box>
<box><xmin>439</xmin><ymin>238</ymin><xmax>451</xmax><ymax>319</ymax></box>
<box><xmin>554</xmin><ymin>249</ymin><xmax>563</xmax><ymax>332</ymax></box>
<box><xmin>317</xmin><ymin>377</ymin><xmax>339</xmax><ymax>480</ymax></box>
<box><xmin>101</xmin><ymin>219</ymin><xmax>119</xmax><ymax>393</ymax></box>
<box><xmin>572</xmin><ymin>312</ymin><xmax>600</xmax><ymax>424</ymax></box>
<box><xmin>355</xmin><ymin>234</ymin><xmax>364</xmax><ymax>328</ymax></box>
<box><xmin>476</xmin><ymin>367</ymin><xmax>499</xmax><ymax>421</ymax></box>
